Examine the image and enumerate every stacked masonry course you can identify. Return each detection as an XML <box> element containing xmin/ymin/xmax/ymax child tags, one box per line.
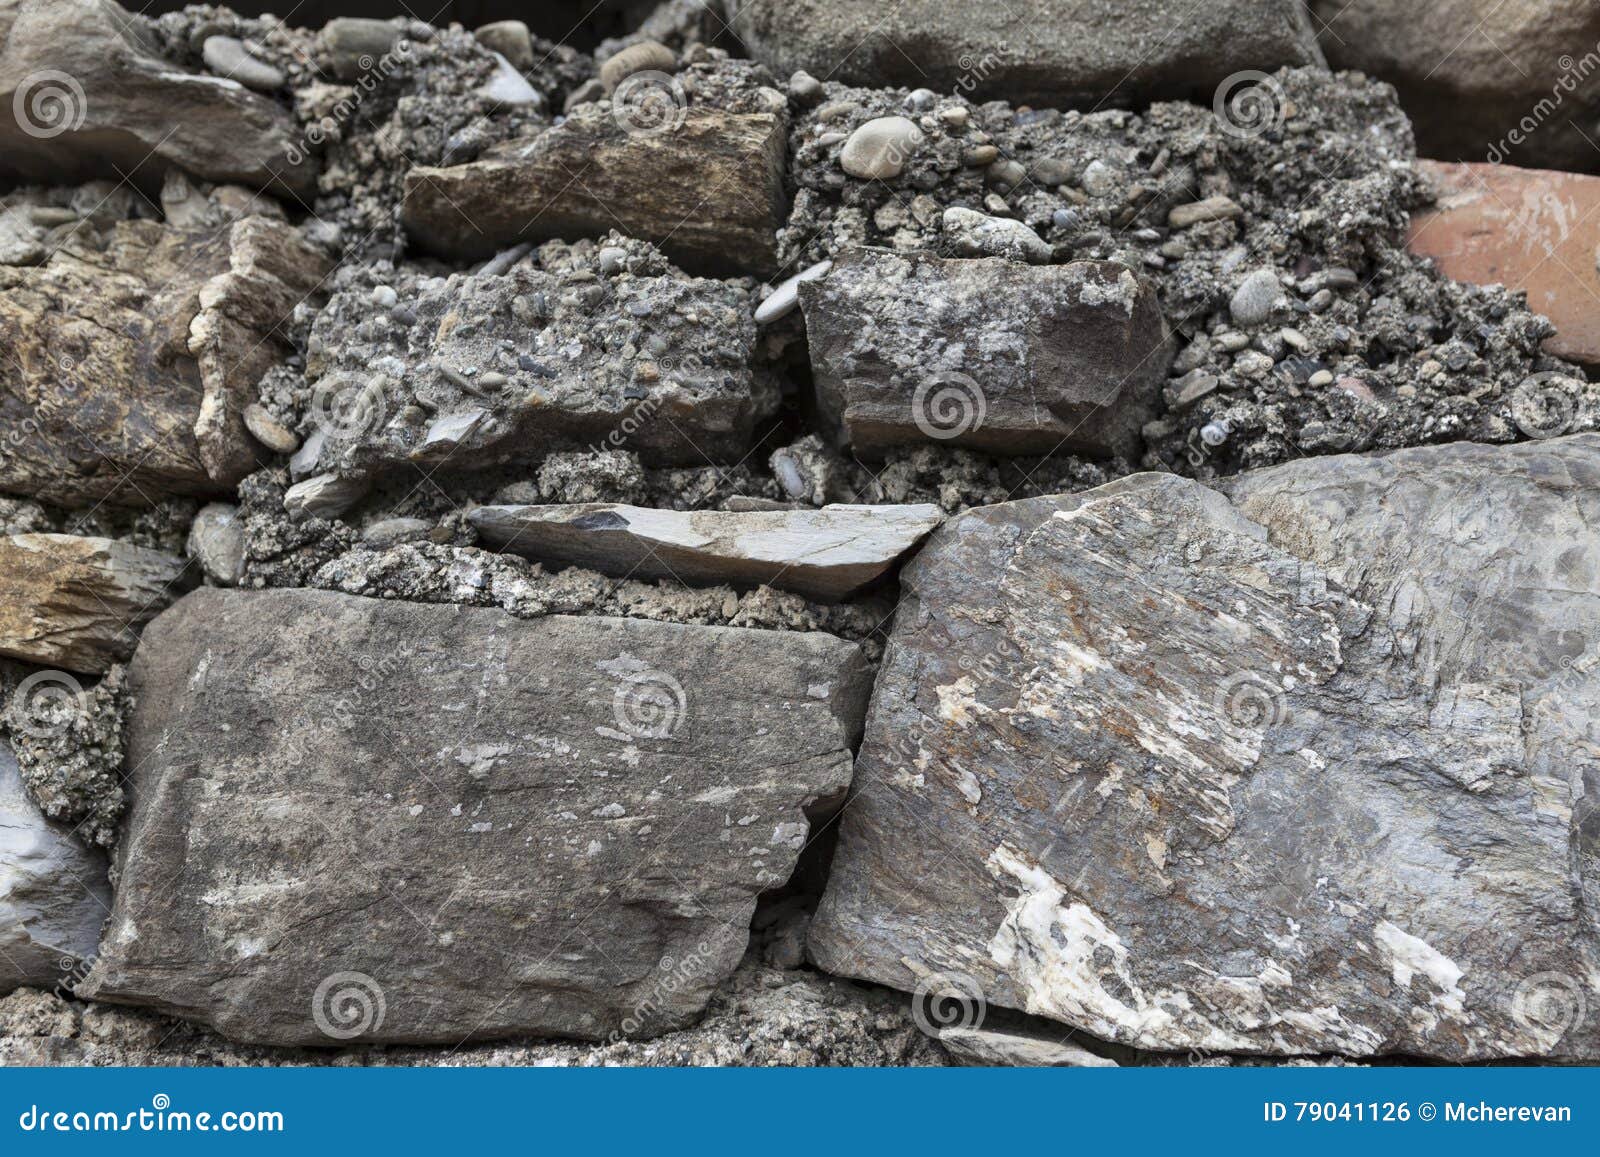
<box><xmin>2</xmin><ymin>0</ymin><xmax>1598</xmax><ymax>1065</ymax></box>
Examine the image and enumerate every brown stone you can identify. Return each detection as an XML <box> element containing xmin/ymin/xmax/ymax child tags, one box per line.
<box><xmin>402</xmin><ymin>106</ymin><xmax>786</xmax><ymax>277</ymax></box>
<box><xmin>0</xmin><ymin>217</ymin><xmax>328</xmax><ymax>506</ymax></box>
<box><xmin>0</xmin><ymin>533</ymin><xmax>187</xmax><ymax>673</ymax></box>
<box><xmin>0</xmin><ymin>0</ymin><xmax>317</xmax><ymax>198</ymax></box>
<box><xmin>1407</xmin><ymin>160</ymin><xmax>1600</xmax><ymax>366</ymax></box>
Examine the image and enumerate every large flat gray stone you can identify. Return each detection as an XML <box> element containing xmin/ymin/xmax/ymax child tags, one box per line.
<box><xmin>810</xmin><ymin>435</ymin><xmax>1600</xmax><ymax>1061</ymax></box>
<box><xmin>83</xmin><ymin>589</ymin><xmax>871</xmax><ymax>1046</ymax></box>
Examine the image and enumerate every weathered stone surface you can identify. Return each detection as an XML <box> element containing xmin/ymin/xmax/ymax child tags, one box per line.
<box><xmin>0</xmin><ymin>534</ymin><xmax>186</xmax><ymax>673</ymax></box>
<box><xmin>474</xmin><ymin>20</ymin><xmax>534</xmax><ymax>72</ymax></box>
<box><xmin>190</xmin><ymin>218</ymin><xmax>334</xmax><ymax>484</ymax></box>
<box><xmin>0</xmin><ymin>0</ymin><xmax>316</xmax><ymax>197</ymax></box>
<box><xmin>3</xmin><ymin>962</ymin><xmax>949</xmax><ymax>1066</ymax></box>
<box><xmin>296</xmin><ymin>261</ymin><xmax>770</xmax><ymax>477</ymax></box>
<box><xmin>1</xmin><ymin>741</ymin><xmax>110</xmax><ymax>995</ymax></box>
<box><xmin>187</xmin><ymin>503</ymin><xmax>245</xmax><ymax>587</ymax></box>
<box><xmin>941</xmin><ymin>208</ymin><xmax>1051</xmax><ymax>264</ymax></box>
<box><xmin>83</xmin><ymin>588</ymin><xmax>871</xmax><ymax>1045</ymax></box>
<box><xmin>730</xmin><ymin>0</ymin><xmax>1322</xmax><ymax>107</ymax></box>
<box><xmin>811</xmin><ymin>436</ymin><xmax>1600</xmax><ymax>1061</ymax></box>
<box><xmin>0</xmin><ymin>217</ymin><xmax>328</xmax><ymax>506</ymax></box>
<box><xmin>402</xmin><ymin>106</ymin><xmax>786</xmax><ymax>276</ymax></box>
<box><xmin>470</xmin><ymin>502</ymin><xmax>943</xmax><ymax>601</ymax></box>
<box><xmin>1408</xmin><ymin>160</ymin><xmax>1600</xmax><ymax>367</ymax></box>
<box><xmin>938</xmin><ymin>1026</ymin><xmax>1117</xmax><ymax>1068</ymax></box>
<box><xmin>1313</xmin><ymin>0</ymin><xmax>1600</xmax><ymax>174</ymax></box>
<box><xmin>800</xmin><ymin>249</ymin><xmax>1171</xmax><ymax>458</ymax></box>
<box><xmin>316</xmin><ymin>16</ymin><xmax>404</xmax><ymax>82</ymax></box>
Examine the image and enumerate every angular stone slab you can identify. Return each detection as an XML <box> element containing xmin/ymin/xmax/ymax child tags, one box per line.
<box><xmin>0</xmin><ymin>217</ymin><xmax>327</xmax><ymax>506</ymax></box>
<box><xmin>800</xmin><ymin>250</ymin><xmax>1171</xmax><ymax>459</ymax></box>
<box><xmin>2</xmin><ymin>741</ymin><xmax>111</xmax><ymax>995</ymax></box>
<box><xmin>469</xmin><ymin>502</ymin><xmax>943</xmax><ymax>601</ymax></box>
<box><xmin>82</xmin><ymin>588</ymin><xmax>871</xmax><ymax>1045</ymax></box>
<box><xmin>1408</xmin><ymin>160</ymin><xmax>1600</xmax><ymax>367</ymax></box>
<box><xmin>403</xmin><ymin>107</ymin><xmax>786</xmax><ymax>277</ymax></box>
<box><xmin>731</xmin><ymin>0</ymin><xmax>1322</xmax><ymax>107</ymax></box>
<box><xmin>0</xmin><ymin>534</ymin><xmax>186</xmax><ymax>674</ymax></box>
<box><xmin>0</xmin><ymin>0</ymin><xmax>316</xmax><ymax>198</ymax></box>
<box><xmin>811</xmin><ymin>436</ymin><xmax>1600</xmax><ymax>1061</ymax></box>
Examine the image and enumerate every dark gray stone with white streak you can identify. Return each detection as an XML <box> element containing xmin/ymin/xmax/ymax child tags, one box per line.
<box><xmin>810</xmin><ymin>436</ymin><xmax>1600</xmax><ymax>1061</ymax></box>
<box><xmin>800</xmin><ymin>250</ymin><xmax>1171</xmax><ymax>459</ymax></box>
<box><xmin>83</xmin><ymin>588</ymin><xmax>871</xmax><ymax>1045</ymax></box>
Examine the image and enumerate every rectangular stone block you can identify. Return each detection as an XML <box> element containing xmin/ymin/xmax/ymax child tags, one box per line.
<box><xmin>83</xmin><ymin>589</ymin><xmax>871</xmax><ymax>1046</ymax></box>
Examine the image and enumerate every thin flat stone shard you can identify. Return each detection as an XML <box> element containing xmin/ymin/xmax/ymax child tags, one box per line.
<box><xmin>469</xmin><ymin>502</ymin><xmax>944</xmax><ymax>600</ymax></box>
<box><xmin>82</xmin><ymin>588</ymin><xmax>872</xmax><ymax>1046</ymax></box>
<box><xmin>402</xmin><ymin>107</ymin><xmax>787</xmax><ymax>277</ymax></box>
<box><xmin>0</xmin><ymin>534</ymin><xmax>187</xmax><ymax>673</ymax></box>
<box><xmin>809</xmin><ymin>436</ymin><xmax>1600</xmax><ymax>1061</ymax></box>
<box><xmin>800</xmin><ymin>249</ymin><xmax>1172</xmax><ymax>459</ymax></box>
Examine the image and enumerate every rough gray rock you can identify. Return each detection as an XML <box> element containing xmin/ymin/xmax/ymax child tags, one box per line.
<box><xmin>941</xmin><ymin>208</ymin><xmax>1051</xmax><ymax>264</ymax></box>
<box><xmin>0</xmin><ymin>0</ymin><xmax>316</xmax><ymax>197</ymax></box>
<box><xmin>187</xmin><ymin>503</ymin><xmax>246</xmax><ymax>587</ymax></box>
<box><xmin>83</xmin><ymin>588</ymin><xmax>873</xmax><ymax>1046</ymax></box>
<box><xmin>1</xmin><ymin>741</ymin><xmax>111</xmax><ymax>995</ymax></box>
<box><xmin>801</xmin><ymin>249</ymin><xmax>1171</xmax><ymax>458</ymax></box>
<box><xmin>0</xmin><ymin>534</ymin><xmax>187</xmax><ymax>673</ymax></box>
<box><xmin>729</xmin><ymin>0</ymin><xmax>1323</xmax><ymax>107</ymax></box>
<box><xmin>3</xmin><ymin>663</ymin><xmax>131</xmax><ymax>850</ymax></box>
<box><xmin>469</xmin><ymin>502</ymin><xmax>943</xmax><ymax>601</ymax></box>
<box><xmin>403</xmin><ymin>105</ymin><xmax>787</xmax><ymax>276</ymax></box>
<box><xmin>811</xmin><ymin>435</ymin><xmax>1600</xmax><ymax>1061</ymax></box>
<box><xmin>296</xmin><ymin>256</ymin><xmax>771</xmax><ymax>476</ymax></box>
